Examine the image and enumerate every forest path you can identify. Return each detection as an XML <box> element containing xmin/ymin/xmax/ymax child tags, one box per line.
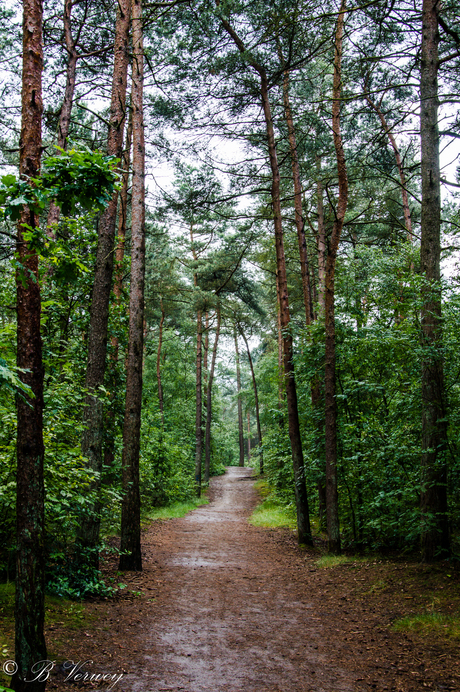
<box><xmin>121</xmin><ymin>467</ymin><xmax>359</xmax><ymax>692</ymax></box>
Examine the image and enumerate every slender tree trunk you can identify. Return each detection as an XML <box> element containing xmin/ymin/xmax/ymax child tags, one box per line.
<box><xmin>281</xmin><ymin>65</ymin><xmax>313</xmax><ymax>324</ymax></box>
<box><xmin>204</xmin><ymin>305</ymin><xmax>221</xmax><ymax>483</ymax></box>
<box><xmin>13</xmin><ymin>1</ymin><xmax>47</xmax><ymax>689</ymax></box>
<box><xmin>46</xmin><ymin>0</ymin><xmax>77</xmax><ymax>236</ymax></box>
<box><xmin>119</xmin><ymin>0</ymin><xmax>144</xmax><ymax>572</ymax></box>
<box><xmin>247</xmin><ymin>410</ymin><xmax>251</xmax><ymax>461</ymax></box>
<box><xmin>316</xmin><ymin>156</ymin><xmax>326</xmax><ymax>314</ymax></box>
<box><xmin>420</xmin><ymin>0</ymin><xmax>449</xmax><ymax>561</ymax></box>
<box><xmin>235</xmin><ymin>331</ymin><xmax>245</xmax><ymax>468</ymax></box>
<box><xmin>195</xmin><ymin>309</ymin><xmax>203</xmax><ymax>495</ymax></box>
<box><xmin>324</xmin><ymin>0</ymin><xmax>348</xmax><ymax>555</ymax></box>
<box><xmin>317</xmin><ymin>479</ymin><xmax>327</xmax><ymax>532</ymax></box>
<box><xmin>203</xmin><ymin>310</ymin><xmax>209</xmax><ymax>401</ymax></box>
<box><xmin>275</xmin><ymin>269</ymin><xmax>284</xmax><ymax>408</ymax></box>
<box><xmin>220</xmin><ymin>13</ymin><xmax>313</xmax><ymax>545</ymax></box>
<box><xmin>240</xmin><ymin>329</ymin><xmax>263</xmax><ymax>474</ymax></box>
<box><xmin>113</xmin><ymin>108</ymin><xmax>133</xmax><ymax>309</ymax></box>
<box><xmin>365</xmin><ymin>93</ymin><xmax>413</xmax><ymax>240</ymax></box>
<box><xmin>157</xmin><ymin>297</ymin><xmax>165</xmax><ymax>424</ymax></box>
<box><xmin>78</xmin><ymin>0</ymin><xmax>130</xmax><ymax>564</ymax></box>
<box><xmin>104</xmin><ymin>112</ymin><xmax>133</xmax><ymax>476</ymax></box>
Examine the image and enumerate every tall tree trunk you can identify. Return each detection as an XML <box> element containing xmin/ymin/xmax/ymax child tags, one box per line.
<box><xmin>235</xmin><ymin>331</ymin><xmax>245</xmax><ymax>468</ymax></box>
<box><xmin>195</xmin><ymin>310</ymin><xmax>203</xmax><ymax>495</ymax></box>
<box><xmin>78</xmin><ymin>0</ymin><xmax>130</xmax><ymax>565</ymax></box>
<box><xmin>13</xmin><ymin>1</ymin><xmax>47</xmax><ymax>689</ymax></box>
<box><xmin>157</xmin><ymin>297</ymin><xmax>165</xmax><ymax>425</ymax></box>
<box><xmin>314</xmin><ymin>157</ymin><xmax>326</xmax><ymax>519</ymax></box>
<box><xmin>247</xmin><ymin>410</ymin><xmax>251</xmax><ymax>461</ymax></box>
<box><xmin>280</xmin><ymin>63</ymin><xmax>313</xmax><ymax>324</ymax></box>
<box><xmin>420</xmin><ymin>0</ymin><xmax>450</xmax><ymax>561</ymax></box>
<box><xmin>204</xmin><ymin>305</ymin><xmax>221</xmax><ymax>483</ymax></box>
<box><xmin>240</xmin><ymin>329</ymin><xmax>263</xmax><ymax>474</ymax></box>
<box><xmin>316</xmin><ymin>156</ymin><xmax>326</xmax><ymax>314</ymax></box>
<box><xmin>46</xmin><ymin>0</ymin><xmax>77</xmax><ymax>236</ymax></box>
<box><xmin>113</xmin><ymin>108</ymin><xmax>133</xmax><ymax>310</ymax></box>
<box><xmin>218</xmin><ymin>14</ymin><xmax>313</xmax><ymax>545</ymax></box>
<box><xmin>275</xmin><ymin>269</ymin><xmax>284</xmax><ymax>408</ymax></box>
<box><xmin>119</xmin><ymin>0</ymin><xmax>145</xmax><ymax>572</ymax></box>
<box><xmin>105</xmin><ymin>113</ymin><xmax>133</xmax><ymax>477</ymax></box>
<box><xmin>203</xmin><ymin>310</ymin><xmax>209</xmax><ymax>401</ymax></box>
<box><xmin>324</xmin><ymin>0</ymin><xmax>348</xmax><ymax>555</ymax></box>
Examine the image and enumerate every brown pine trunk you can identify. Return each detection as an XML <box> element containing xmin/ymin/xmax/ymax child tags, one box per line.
<box><xmin>219</xmin><ymin>14</ymin><xmax>313</xmax><ymax>545</ymax></box>
<box><xmin>204</xmin><ymin>311</ymin><xmax>209</xmax><ymax>399</ymax></box>
<box><xmin>194</xmin><ymin>309</ymin><xmax>203</xmax><ymax>495</ymax></box>
<box><xmin>235</xmin><ymin>332</ymin><xmax>245</xmax><ymax>468</ymax></box>
<box><xmin>46</xmin><ymin>0</ymin><xmax>77</xmax><ymax>236</ymax></box>
<box><xmin>316</xmin><ymin>157</ymin><xmax>326</xmax><ymax>314</ymax></box>
<box><xmin>204</xmin><ymin>305</ymin><xmax>221</xmax><ymax>483</ymax></box>
<box><xmin>240</xmin><ymin>329</ymin><xmax>263</xmax><ymax>475</ymax></box>
<box><xmin>78</xmin><ymin>0</ymin><xmax>130</xmax><ymax>564</ymax></box>
<box><xmin>317</xmin><ymin>479</ymin><xmax>327</xmax><ymax>533</ymax></box>
<box><xmin>119</xmin><ymin>0</ymin><xmax>144</xmax><ymax>572</ymax></box>
<box><xmin>275</xmin><ymin>269</ymin><xmax>284</xmax><ymax>408</ymax></box>
<box><xmin>420</xmin><ymin>0</ymin><xmax>449</xmax><ymax>561</ymax></box>
<box><xmin>247</xmin><ymin>410</ymin><xmax>251</xmax><ymax>461</ymax></box>
<box><xmin>324</xmin><ymin>0</ymin><xmax>348</xmax><ymax>555</ymax></box>
<box><xmin>113</xmin><ymin>109</ymin><xmax>133</xmax><ymax>307</ymax></box>
<box><xmin>105</xmin><ymin>114</ymin><xmax>133</xmax><ymax>476</ymax></box>
<box><xmin>13</xmin><ymin>1</ymin><xmax>47</xmax><ymax>689</ymax></box>
<box><xmin>157</xmin><ymin>297</ymin><xmax>165</xmax><ymax>424</ymax></box>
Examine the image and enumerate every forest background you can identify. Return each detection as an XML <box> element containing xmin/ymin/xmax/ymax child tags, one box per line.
<box><xmin>0</xmin><ymin>0</ymin><xmax>460</xmax><ymax>686</ymax></box>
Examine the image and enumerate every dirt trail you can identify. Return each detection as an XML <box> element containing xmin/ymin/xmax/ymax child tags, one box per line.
<box><xmin>121</xmin><ymin>467</ymin><xmax>359</xmax><ymax>692</ymax></box>
<box><xmin>44</xmin><ymin>466</ymin><xmax>460</xmax><ymax>692</ymax></box>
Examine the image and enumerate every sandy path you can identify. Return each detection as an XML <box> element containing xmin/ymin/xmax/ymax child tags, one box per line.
<box><xmin>122</xmin><ymin>467</ymin><xmax>359</xmax><ymax>692</ymax></box>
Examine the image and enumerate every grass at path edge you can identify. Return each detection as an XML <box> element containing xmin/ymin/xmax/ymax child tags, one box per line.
<box><xmin>248</xmin><ymin>480</ymin><xmax>297</xmax><ymax>529</ymax></box>
<box><xmin>145</xmin><ymin>496</ymin><xmax>209</xmax><ymax>522</ymax></box>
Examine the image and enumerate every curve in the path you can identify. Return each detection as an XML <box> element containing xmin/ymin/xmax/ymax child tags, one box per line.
<box><xmin>124</xmin><ymin>467</ymin><xmax>357</xmax><ymax>692</ymax></box>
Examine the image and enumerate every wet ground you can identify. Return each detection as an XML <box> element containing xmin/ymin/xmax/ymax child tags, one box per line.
<box><xmin>43</xmin><ymin>467</ymin><xmax>460</xmax><ymax>692</ymax></box>
<box><xmin>122</xmin><ymin>466</ymin><xmax>357</xmax><ymax>692</ymax></box>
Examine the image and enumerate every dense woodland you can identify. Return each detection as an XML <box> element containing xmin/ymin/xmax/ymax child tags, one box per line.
<box><xmin>0</xmin><ymin>0</ymin><xmax>460</xmax><ymax>687</ymax></box>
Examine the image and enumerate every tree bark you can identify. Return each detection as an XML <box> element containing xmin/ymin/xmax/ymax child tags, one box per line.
<box><xmin>105</xmin><ymin>112</ymin><xmax>133</xmax><ymax>476</ymax></box>
<box><xmin>275</xmin><ymin>269</ymin><xmax>284</xmax><ymax>408</ymax></box>
<box><xmin>420</xmin><ymin>0</ymin><xmax>450</xmax><ymax>561</ymax></box>
<box><xmin>78</xmin><ymin>0</ymin><xmax>130</xmax><ymax>564</ymax></box>
<box><xmin>235</xmin><ymin>331</ymin><xmax>245</xmax><ymax>468</ymax></box>
<box><xmin>203</xmin><ymin>310</ymin><xmax>209</xmax><ymax>399</ymax></box>
<box><xmin>204</xmin><ymin>305</ymin><xmax>221</xmax><ymax>483</ymax></box>
<box><xmin>240</xmin><ymin>329</ymin><xmax>263</xmax><ymax>475</ymax></box>
<box><xmin>113</xmin><ymin>109</ymin><xmax>133</xmax><ymax>308</ymax></box>
<box><xmin>194</xmin><ymin>309</ymin><xmax>203</xmax><ymax>495</ymax></box>
<box><xmin>324</xmin><ymin>0</ymin><xmax>348</xmax><ymax>555</ymax></box>
<box><xmin>219</xmin><ymin>13</ymin><xmax>313</xmax><ymax>545</ymax></box>
<box><xmin>247</xmin><ymin>410</ymin><xmax>251</xmax><ymax>461</ymax></box>
<box><xmin>316</xmin><ymin>156</ymin><xmax>326</xmax><ymax>314</ymax></box>
<box><xmin>119</xmin><ymin>0</ymin><xmax>145</xmax><ymax>572</ymax></box>
<box><xmin>157</xmin><ymin>297</ymin><xmax>165</xmax><ymax>425</ymax></box>
<box><xmin>13</xmin><ymin>1</ymin><xmax>47</xmax><ymax>689</ymax></box>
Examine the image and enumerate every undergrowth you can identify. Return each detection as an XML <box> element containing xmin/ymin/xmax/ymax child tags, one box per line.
<box><xmin>145</xmin><ymin>496</ymin><xmax>208</xmax><ymax>522</ymax></box>
<box><xmin>0</xmin><ymin>582</ymin><xmax>94</xmax><ymax>685</ymax></box>
<box><xmin>315</xmin><ymin>555</ymin><xmax>367</xmax><ymax>568</ymax></box>
<box><xmin>392</xmin><ymin>611</ymin><xmax>460</xmax><ymax>639</ymax></box>
<box><xmin>248</xmin><ymin>481</ymin><xmax>296</xmax><ymax>529</ymax></box>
